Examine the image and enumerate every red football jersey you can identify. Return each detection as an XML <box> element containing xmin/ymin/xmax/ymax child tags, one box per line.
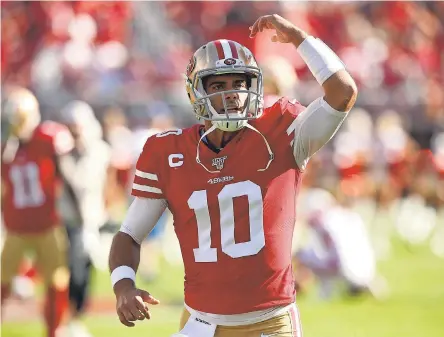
<box><xmin>132</xmin><ymin>98</ymin><xmax>305</xmax><ymax>314</ymax></box>
<box><xmin>1</xmin><ymin>122</ymin><xmax>74</xmax><ymax>233</ymax></box>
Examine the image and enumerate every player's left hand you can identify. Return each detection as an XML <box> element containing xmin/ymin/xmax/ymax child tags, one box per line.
<box><xmin>249</xmin><ymin>14</ymin><xmax>300</xmax><ymax>43</ymax></box>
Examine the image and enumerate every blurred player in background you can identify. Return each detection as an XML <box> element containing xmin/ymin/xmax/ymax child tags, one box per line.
<box><xmin>109</xmin><ymin>14</ymin><xmax>357</xmax><ymax>336</ymax></box>
<box><xmin>294</xmin><ymin>188</ymin><xmax>388</xmax><ymax>300</ymax></box>
<box><xmin>102</xmin><ymin>107</ymin><xmax>134</xmax><ymax>224</ymax></box>
<box><xmin>1</xmin><ymin>87</ymin><xmax>83</xmax><ymax>337</ymax></box>
<box><xmin>58</xmin><ymin>100</ymin><xmax>113</xmax><ymax>337</ymax></box>
<box><xmin>261</xmin><ymin>56</ymin><xmax>298</xmax><ymax>108</ymax></box>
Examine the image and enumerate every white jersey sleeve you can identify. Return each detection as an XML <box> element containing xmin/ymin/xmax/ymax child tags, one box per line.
<box><xmin>291</xmin><ymin>97</ymin><xmax>348</xmax><ymax>170</ymax></box>
<box><xmin>120</xmin><ymin>197</ymin><xmax>168</xmax><ymax>244</ymax></box>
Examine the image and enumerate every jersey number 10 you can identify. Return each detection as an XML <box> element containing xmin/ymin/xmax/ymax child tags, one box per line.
<box><xmin>188</xmin><ymin>180</ymin><xmax>265</xmax><ymax>262</ymax></box>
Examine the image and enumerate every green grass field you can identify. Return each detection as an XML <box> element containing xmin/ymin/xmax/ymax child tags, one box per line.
<box><xmin>2</xmin><ymin>239</ymin><xmax>444</xmax><ymax>337</ymax></box>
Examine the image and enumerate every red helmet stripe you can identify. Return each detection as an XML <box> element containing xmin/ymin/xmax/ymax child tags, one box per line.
<box><xmin>214</xmin><ymin>40</ymin><xmax>225</xmax><ymax>60</ymax></box>
<box><xmin>228</xmin><ymin>41</ymin><xmax>239</xmax><ymax>59</ymax></box>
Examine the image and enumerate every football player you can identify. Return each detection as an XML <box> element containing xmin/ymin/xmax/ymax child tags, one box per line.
<box><xmin>295</xmin><ymin>188</ymin><xmax>382</xmax><ymax>300</ymax></box>
<box><xmin>109</xmin><ymin>14</ymin><xmax>357</xmax><ymax>337</ymax></box>
<box><xmin>1</xmin><ymin>87</ymin><xmax>83</xmax><ymax>337</ymax></box>
<box><xmin>59</xmin><ymin>100</ymin><xmax>112</xmax><ymax>337</ymax></box>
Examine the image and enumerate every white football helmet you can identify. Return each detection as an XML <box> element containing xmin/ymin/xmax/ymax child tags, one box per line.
<box><xmin>185</xmin><ymin>39</ymin><xmax>264</xmax><ymax>132</ymax></box>
<box><xmin>2</xmin><ymin>87</ymin><xmax>41</xmax><ymax>141</ymax></box>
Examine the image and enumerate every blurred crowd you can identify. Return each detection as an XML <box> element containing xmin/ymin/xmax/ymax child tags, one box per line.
<box><xmin>1</xmin><ymin>0</ymin><xmax>444</xmax><ymax>322</ymax></box>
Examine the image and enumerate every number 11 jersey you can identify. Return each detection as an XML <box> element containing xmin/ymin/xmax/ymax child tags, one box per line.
<box><xmin>1</xmin><ymin>122</ymin><xmax>74</xmax><ymax>233</ymax></box>
<box><xmin>132</xmin><ymin>98</ymin><xmax>305</xmax><ymax>315</ymax></box>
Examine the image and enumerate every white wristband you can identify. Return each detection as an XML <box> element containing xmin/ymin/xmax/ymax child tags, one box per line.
<box><xmin>297</xmin><ymin>36</ymin><xmax>345</xmax><ymax>85</ymax></box>
<box><xmin>111</xmin><ymin>266</ymin><xmax>136</xmax><ymax>288</ymax></box>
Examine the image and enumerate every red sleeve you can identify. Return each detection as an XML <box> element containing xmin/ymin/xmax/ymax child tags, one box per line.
<box><xmin>276</xmin><ymin>97</ymin><xmax>306</xmax><ymax>125</ymax></box>
<box><xmin>131</xmin><ymin>135</ymin><xmax>166</xmax><ymax>199</ymax></box>
<box><xmin>266</xmin><ymin>97</ymin><xmax>306</xmax><ymax>143</ymax></box>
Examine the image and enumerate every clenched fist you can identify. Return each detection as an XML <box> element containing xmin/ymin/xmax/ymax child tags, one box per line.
<box><xmin>115</xmin><ymin>283</ymin><xmax>160</xmax><ymax>327</ymax></box>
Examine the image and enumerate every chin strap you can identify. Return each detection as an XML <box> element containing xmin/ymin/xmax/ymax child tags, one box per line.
<box><xmin>244</xmin><ymin>123</ymin><xmax>274</xmax><ymax>172</ymax></box>
<box><xmin>196</xmin><ymin>124</ymin><xmax>220</xmax><ymax>174</ymax></box>
<box><xmin>195</xmin><ymin>123</ymin><xmax>274</xmax><ymax>174</ymax></box>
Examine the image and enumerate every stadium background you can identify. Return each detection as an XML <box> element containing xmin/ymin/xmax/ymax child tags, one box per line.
<box><xmin>1</xmin><ymin>1</ymin><xmax>444</xmax><ymax>337</ymax></box>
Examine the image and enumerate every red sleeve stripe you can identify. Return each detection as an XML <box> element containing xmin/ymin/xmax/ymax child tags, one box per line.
<box><xmin>135</xmin><ymin>169</ymin><xmax>158</xmax><ymax>181</ymax></box>
<box><xmin>132</xmin><ymin>183</ymin><xmax>162</xmax><ymax>194</ymax></box>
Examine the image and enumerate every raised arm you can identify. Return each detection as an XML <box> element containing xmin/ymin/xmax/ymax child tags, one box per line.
<box><xmin>250</xmin><ymin>14</ymin><xmax>357</xmax><ymax>112</ymax></box>
<box><xmin>250</xmin><ymin>14</ymin><xmax>358</xmax><ymax>170</ymax></box>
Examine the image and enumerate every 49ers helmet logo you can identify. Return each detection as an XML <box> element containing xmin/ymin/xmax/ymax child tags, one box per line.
<box><xmin>224</xmin><ymin>58</ymin><xmax>237</xmax><ymax>65</ymax></box>
<box><xmin>186</xmin><ymin>56</ymin><xmax>196</xmax><ymax>77</ymax></box>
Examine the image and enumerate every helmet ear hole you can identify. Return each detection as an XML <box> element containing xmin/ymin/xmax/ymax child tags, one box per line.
<box><xmin>187</xmin><ymin>93</ymin><xmax>191</xmax><ymax>99</ymax></box>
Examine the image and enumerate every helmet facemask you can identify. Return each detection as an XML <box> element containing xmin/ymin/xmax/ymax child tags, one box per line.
<box><xmin>186</xmin><ymin>40</ymin><xmax>274</xmax><ymax>173</ymax></box>
<box><xmin>189</xmin><ymin>65</ymin><xmax>264</xmax><ymax>132</ymax></box>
